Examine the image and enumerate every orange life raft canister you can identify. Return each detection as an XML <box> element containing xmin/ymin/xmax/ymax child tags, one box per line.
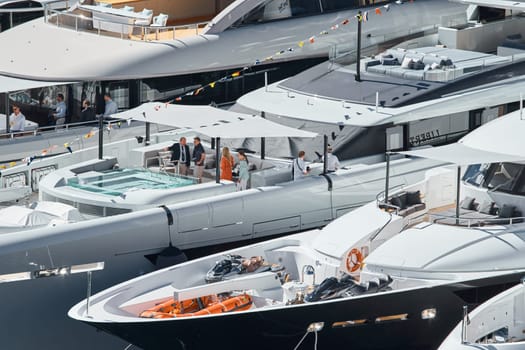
<box><xmin>140</xmin><ymin>294</ymin><xmax>253</xmax><ymax>319</ymax></box>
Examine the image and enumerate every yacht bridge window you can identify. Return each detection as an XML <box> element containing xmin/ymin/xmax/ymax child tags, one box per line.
<box><xmin>231</xmin><ymin>0</ymin><xmax>390</xmax><ymax>27</ymax></box>
<box><xmin>463</xmin><ymin>163</ymin><xmax>525</xmax><ymax>195</ymax></box>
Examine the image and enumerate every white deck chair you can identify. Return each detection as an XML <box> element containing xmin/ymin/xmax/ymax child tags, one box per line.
<box><xmin>150</xmin><ymin>13</ymin><xmax>168</xmax><ymax>39</ymax></box>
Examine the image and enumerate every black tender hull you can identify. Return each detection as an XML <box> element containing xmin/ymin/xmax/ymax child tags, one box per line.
<box><xmin>85</xmin><ymin>272</ymin><xmax>522</xmax><ymax>350</ymax></box>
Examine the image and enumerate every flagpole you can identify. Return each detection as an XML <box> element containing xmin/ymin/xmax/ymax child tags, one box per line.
<box><xmin>355</xmin><ymin>10</ymin><xmax>362</xmax><ymax>82</ymax></box>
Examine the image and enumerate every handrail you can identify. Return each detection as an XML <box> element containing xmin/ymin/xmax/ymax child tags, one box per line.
<box><xmin>430</xmin><ymin>212</ymin><xmax>525</xmax><ymax>228</ymax></box>
<box><xmin>0</xmin><ymin>117</ymin><xmax>134</xmax><ymax>140</ymax></box>
<box><xmin>44</xmin><ymin>7</ymin><xmax>209</xmax><ymax>41</ymax></box>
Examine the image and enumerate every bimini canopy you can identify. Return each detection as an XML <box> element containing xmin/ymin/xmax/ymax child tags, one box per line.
<box><xmin>112</xmin><ymin>102</ymin><xmax>317</xmax><ymax>139</ymax></box>
<box><xmin>0</xmin><ymin>75</ymin><xmax>72</xmax><ymax>93</ymax></box>
<box><xmin>399</xmin><ymin>109</ymin><xmax>525</xmax><ymax>165</ymax></box>
<box><xmin>389</xmin><ymin>76</ymin><xmax>525</xmax><ymax>125</ymax></box>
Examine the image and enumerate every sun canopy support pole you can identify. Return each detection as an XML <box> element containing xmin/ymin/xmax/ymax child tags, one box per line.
<box><xmin>260</xmin><ymin>111</ymin><xmax>266</xmax><ymax>159</ymax></box>
<box><xmin>145</xmin><ymin>122</ymin><xmax>151</xmax><ymax>146</ymax></box>
<box><xmin>384</xmin><ymin>151</ymin><xmax>391</xmax><ymax>202</ymax></box>
<box><xmin>4</xmin><ymin>93</ymin><xmax>9</xmax><ymax>134</ymax></box>
<box><xmin>261</xmin><ymin>137</ymin><xmax>266</xmax><ymax>160</ymax></box>
<box><xmin>215</xmin><ymin>137</ymin><xmax>221</xmax><ymax>184</ymax></box>
<box><xmin>98</xmin><ymin>116</ymin><xmax>103</xmax><ymax>160</ymax></box>
<box><xmin>456</xmin><ymin>165</ymin><xmax>461</xmax><ymax>224</ymax></box>
<box><xmin>323</xmin><ymin>134</ymin><xmax>328</xmax><ymax>174</ymax></box>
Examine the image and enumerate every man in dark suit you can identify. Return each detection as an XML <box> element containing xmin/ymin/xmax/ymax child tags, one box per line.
<box><xmin>164</xmin><ymin>137</ymin><xmax>191</xmax><ymax>175</ymax></box>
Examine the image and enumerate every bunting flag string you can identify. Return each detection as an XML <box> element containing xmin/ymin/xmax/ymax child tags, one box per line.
<box><xmin>0</xmin><ymin>123</ymin><xmax>121</xmax><ymax>169</ymax></box>
<box><xmin>168</xmin><ymin>1</ymin><xmax>413</xmax><ymax>103</ymax></box>
<box><xmin>0</xmin><ymin>2</ymin><xmax>415</xmax><ymax>170</ymax></box>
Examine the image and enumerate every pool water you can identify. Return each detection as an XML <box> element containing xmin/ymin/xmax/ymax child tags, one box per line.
<box><xmin>67</xmin><ymin>168</ymin><xmax>197</xmax><ymax>196</ymax></box>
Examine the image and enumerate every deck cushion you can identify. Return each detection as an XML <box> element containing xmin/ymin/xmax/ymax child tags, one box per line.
<box><xmin>460</xmin><ymin>196</ymin><xmax>475</xmax><ymax>210</ymax></box>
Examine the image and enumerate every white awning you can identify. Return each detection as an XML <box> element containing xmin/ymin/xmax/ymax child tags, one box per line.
<box><xmin>0</xmin><ymin>75</ymin><xmax>72</xmax><ymax>94</ymax></box>
<box><xmin>112</xmin><ymin>102</ymin><xmax>318</xmax><ymax>138</ymax></box>
<box><xmin>400</xmin><ymin>143</ymin><xmax>525</xmax><ymax>165</ymax></box>
<box><xmin>399</xmin><ymin>110</ymin><xmax>525</xmax><ymax>165</ymax></box>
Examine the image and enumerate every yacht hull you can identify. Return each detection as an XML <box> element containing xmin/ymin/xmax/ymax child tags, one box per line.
<box><xmin>85</xmin><ymin>272</ymin><xmax>522</xmax><ymax>350</ymax></box>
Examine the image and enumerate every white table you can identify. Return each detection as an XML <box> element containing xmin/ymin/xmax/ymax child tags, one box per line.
<box><xmin>80</xmin><ymin>4</ymin><xmax>150</xmax><ymax>35</ymax></box>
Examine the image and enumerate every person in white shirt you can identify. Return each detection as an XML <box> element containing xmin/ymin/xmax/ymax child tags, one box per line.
<box><xmin>102</xmin><ymin>93</ymin><xmax>118</xmax><ymax>118</ymax></box>
<box><xmin>52</xmin><ymin>93</ymin><xmax>67</xmax><ymax>125</ymax></box>
<box><xmin>324</xmin><ymin>146</ymin><xmax>341</xmax><ymax>172</ymax></box>
<box><xmin>9</xmin><ymin>104</ymin><xmax>25</xmax><ymax>132</ymax></box>
<box><xmin>293</xmin><ymin>150</ymin><xmax>309</xmax><ymax>180</ymax></box>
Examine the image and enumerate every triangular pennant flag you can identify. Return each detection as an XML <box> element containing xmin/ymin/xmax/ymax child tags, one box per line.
<box><xmin>298</xmin><ymin>41</ymin><xmax>305</xmax><ymax>48</ymax></box>
<box><xmin>209</xmin><ymin>82</ymin><xmax>216</xmax><ymax>88</ymax></box>
<box><xmin>231</xmin><ymin>71</ymin><xmax>241</xmax><ymax>77</ymax></box>
<box><xmin>287</xmin><ymin>47</ymin><xmax>294</xmax><ymax>52</ymax></box>
<box><xmin>194</xmin><ymin>87</ymin><xmax>204</xmax><ymax>96</ymax></box>
<box><xmin>341</xmin><ymin>19</ymin><xmax>349</xmax><ymax>25</ymax></box>
<box><xmin>9</xmin><ymin>161</ymin><xmax>17</xmax><ymax>167</ymax></box>
<box><xmin>175</xmin><ymin>96</ymin><xmax>182</xmax><ymax>101</ymax></box>
<box><xmin>254</xmin><ymin>59</ymin><xmax>261</xmax><ymax>65</ymax></box>
<box><xmin>375</xmin><ymin>7</ymin><xmax>381</xmax><ymax>15</ymax></box>
<box><xmin>127</xmin><ymin>119</ymin><xmax>132</xmax><ymax>126</ymax></box>
<box><xmin>85</xmin><ymin>130</ymin><xmax>95</xmax><ymax>139</ymax></box>
<box><xmin>0</xmin><ymin>165</ymin><xmax>6</xmax><ymax>169</ymax></box>
<box><xmin>319</xmin><ymin>30</ymin><xmax>328</xmax><ymax>35</ymax></box>
<box><xmin>309</xmin><ymin>36</ymin><xmax>315</xmax><ymax>44</ymax></box>
<box><xmin>41</xmin><ymin>149</ymin><xmax>48</xmax><ymax>156</ymax></box>
<box><xmin>384</xmin><ymin>4</ymin><xmax>390</xmax><ymax>11</ymax></box>
<box><xmin>330</xmin><ymin>24</ymin><xmax>339</xmax><ymax>30</ymax></box>
<box><xmin>363</xmin><ymin>11</ymin><xmax>368</xmax><ymax>22</ymax></box>
<box><xmin>64</xmin><ymin>143</ymin><xmax>73</xmax><ymax>153</ymax></box>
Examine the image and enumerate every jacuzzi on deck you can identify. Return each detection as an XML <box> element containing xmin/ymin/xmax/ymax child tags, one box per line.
<box><xmin>39</xmin><ymin>157</ymin><xmax>236</xmax><ymax>217</ymax></box>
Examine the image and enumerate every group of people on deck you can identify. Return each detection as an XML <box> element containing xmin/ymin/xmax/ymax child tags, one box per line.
<box><xmin>219</xmin><ymin>147</ymin><xmax>250</xmax><ymax>191</ymax></box>
<box><xmin>292</xmin><ymin>147</ymin><xmax>340</xmax><ymax>180</ymax></box>
<box><xmin>164</xmin><ymin>136</ymin><xmax>206</xmax><ymax>182</ymax></box>
<box><xmin>7</xmin><ymin>92</ymin><xmax>120</xmax><ymax>134</ymax></box>
<box><xmin>165</xmin><ymin>137</ymin><xmax>249</xmax><ymax>191</ymax></box>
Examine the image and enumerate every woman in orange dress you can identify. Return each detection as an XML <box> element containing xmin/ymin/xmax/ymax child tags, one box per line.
<box><xmin>220</xmin><ymin>147</ymin><xmax>235</xmax><ymax>181</ymax></box>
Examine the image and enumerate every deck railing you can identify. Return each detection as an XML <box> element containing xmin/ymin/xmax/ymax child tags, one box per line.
<box><xmin>44</xmin><ymin>6</ymin><xmax>208</xmax><ymax>41</ymax></box>
<box><xmin>429</xmin><ymin>212</ymin><xmax>525</xmax><ymax>228</ymax></box>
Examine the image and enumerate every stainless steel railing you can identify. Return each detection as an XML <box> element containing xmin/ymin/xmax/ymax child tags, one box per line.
<box><xmin>44</xmin><ymin>5</ymin><xmax>208</xmax><ymax>41</ymax></box>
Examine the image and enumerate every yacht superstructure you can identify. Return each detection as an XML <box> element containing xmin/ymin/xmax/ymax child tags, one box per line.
<box><xmin>0</xmin><ymin>0</ymin><xmax>467</xmax><ymax>123</ymax></box>
<box><xmin>231</xmin><ymin>0</ymin><xmax>525</xmax><ymax>159</ymax></box>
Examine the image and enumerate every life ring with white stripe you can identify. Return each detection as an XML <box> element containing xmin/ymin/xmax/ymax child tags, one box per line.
<box><xmin>345</xmin><ymin>248</ymin><xmax>364</xmax><ymax>273</ymax></box>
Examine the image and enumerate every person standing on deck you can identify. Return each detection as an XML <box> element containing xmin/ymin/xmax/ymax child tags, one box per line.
<box><xmin>9</xmin><ymin>104</ymin><xmax>25</xmax><ymax>133</ymax></box>
<box><xmin>192</xmin><ymin>136</ymin><xmax>206</xmax><ymax>182</ymax></box>
<box><xmin>164</xmin><ymin>137</ymin><xmax>191</xmax><ymax>175</ymax></box>
<box><xmin>293</xmin><ymin>150</ymin><xmax>309</xmax><ymax>180</ymax></box>
<box><xmin>237</xmin><ymin>151</ymin><xmax>249</xmax><ymax>191</ymax></box>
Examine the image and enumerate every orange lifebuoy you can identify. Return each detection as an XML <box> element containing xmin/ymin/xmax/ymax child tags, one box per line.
<box><xmin>345</xmin><ymin>248</ymin><xmax>364</xmax><ymax>273</ymax></box>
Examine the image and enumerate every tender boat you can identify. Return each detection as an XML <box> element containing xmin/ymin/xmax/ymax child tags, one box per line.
<box><xmin>69</xmin><ymin>109</ymin><xmax>525</xmax><ymax>350</ymax></box>
<box><xmin>439</xmin><ymin>280</ymin><xmax>525</xmax><ymax>350</ymax></box>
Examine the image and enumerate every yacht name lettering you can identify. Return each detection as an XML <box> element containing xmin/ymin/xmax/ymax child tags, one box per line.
<box><xmin>409</xmin><ymin>130</ymin><xmax>440</xmax><ymax>146</ymax></box>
